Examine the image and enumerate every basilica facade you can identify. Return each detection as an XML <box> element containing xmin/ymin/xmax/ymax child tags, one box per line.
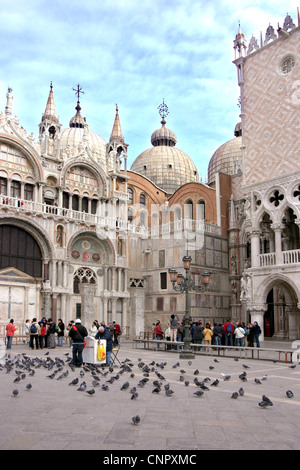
<box><xmin>0</xmin><ymin>10</ymin><xmax>299</xmax><ymax>341</ymax></box>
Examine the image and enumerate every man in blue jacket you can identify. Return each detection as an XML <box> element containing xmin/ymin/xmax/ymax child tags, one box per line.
<box><xmin>95</xmin><ymin>326</ymin><xmax>113</xmax><ymax>365</ymax></box>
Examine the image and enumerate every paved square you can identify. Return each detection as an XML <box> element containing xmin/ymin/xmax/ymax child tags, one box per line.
<box><xmin>0</xmin><ymin>342</ymin><xmax>299</xmax><ymax>451</ymax></box>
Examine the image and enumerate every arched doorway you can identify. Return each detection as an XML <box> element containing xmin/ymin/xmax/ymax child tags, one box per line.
<box><xmin>263</xmin><ymin>280</ymin><xmax>299</xmax><ymax>340</ymax></box>
<box><xmin>0</xmin><ymin>224</ymin><xmax>44</xmax><ymax>324</ymax></box>
<box><xmin>0</xmin><ymin>225</ymin><xmax>42</xmax><ymax>277</ymax></box>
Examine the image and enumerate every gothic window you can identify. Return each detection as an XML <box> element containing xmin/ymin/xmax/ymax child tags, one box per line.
<box><xmin>91</xmin><ymin>199</ymin><xmax>97</xmax><ymax>214</ymax></box>
<box><xmin>128</xmin><ymin>187</ymin><xmax>133</xmax><ymax>205</ymax></box>
<box><xmin>0</xmin><ymin>177</ymin><xmax>7</xmax><ymax>195</ymax></box>
<box><xmin>140</xmin><ymin>211</ymin><xmax>147</xmax><ymax>227</ymax></box>
<box><xmin>196</xmin><ymin>200</ymin><xmax>205</xmax><ymax>220</ymax></box>
<box><xmin>293</xmin><ymin>185</ymin><xmax>300</xmax><ymax>201</ymax></box>
<box><xmin>82</xmin><ymin>196</ymin><xmax>88</xmax><ymax>213</ymax></box>
<box><xmin>24</xmin><ymin>183</ymin><xmax>34</xmax><ymax>201</ymax></box>
<box><xmin>128</xmin><ymin>208</ymin><xmax>134</xmax><ymax>223</ymax></box>
<box><xmin>11</xmin><ymin>180</ymin><xmax>21</xmax><ymax>198</ymax></box>
<box><xmin>185</xmin><ymin>199</ymin><xmax>193</xmax><ymax>219</ymax></box>
<box><xmin>139</xmin><ymin>193</ymin><xmax>146</xmax><ymax>206</ymax></box>
<box><xmin>72</xmin><ymin>194</ymin><xmax>79</xmax><ymax>211</ymax></box>
<box><xmin>73</xmin><ymin>267</ymin><xmax>96</xmax><ymax>285</ymax></box>
<box><xmin>281</xmin><ymin>56</ymin><xmax>295</xmax><ymax>74</ymax></box>
<box><xmin>269</xmin><ymin>190</ymin><xmax>284</xmax><ymax>207</ymax></box>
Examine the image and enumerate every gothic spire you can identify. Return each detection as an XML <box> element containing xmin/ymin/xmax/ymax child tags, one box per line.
<box><xmin>41</xmin><ymin>82</ymin><xmax>59</xmax><ymax>124</ymax></box>
<box><xmin>110</xmin><ymin>104</ymin><xmax>124</xmax><ymax>143</ymax></box>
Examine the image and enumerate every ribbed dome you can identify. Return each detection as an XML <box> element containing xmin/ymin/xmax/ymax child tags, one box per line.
<box><xmin>131</xmin><ymin>145</ymin><xmax>198</xmax><ymax>195</ymax></box>
<box><xmin>59</xmin><ymin>127</ymin><xmax>107</xmax><ymax>167</ymax></box>
<box><xmin>151</xmin><ymin>119</ymin><xmax>177</xmax><ymax>147</ymax></box>
<box><xmin>208</xmin><ymin>131</ymin><xmax>242</xmax><ymax>185</ymax></box>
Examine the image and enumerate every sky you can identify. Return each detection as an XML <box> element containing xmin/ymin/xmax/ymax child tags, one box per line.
<box><xmin>0</xmin><ymin>0</ymin><xmax>299</xmax><ymax>181</ymax></box>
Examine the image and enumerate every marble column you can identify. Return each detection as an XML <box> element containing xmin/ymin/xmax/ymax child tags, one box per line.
<box><xmin>250</xmin><ymin>305</ymin><xmax>266</xmax><ymax>342</ymax></box>
<box><xmin>79</xmin><ymin>283</ymin><xmax>97</xmax><ymax>329</ymax></box>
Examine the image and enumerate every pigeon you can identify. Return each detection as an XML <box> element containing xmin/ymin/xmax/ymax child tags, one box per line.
<box><xmin>289</xmin><ymin>364</ymin><xmax>296</xmax><ymax>369</ymax></box>
<box><xmin>165</xmin><ymin>389</ymin><xmax>174</xmax><ymax>396</ymax></box>
<box><xmin>92</xmin><ymin>380</ymin><xmax>100</xmax><ymax>387</ymax></box>
<box><xmin>25</xmin><ymin>383</ymin><xmax>32</xmax><ymax>390</ymax></box>
<box><xmin>239</xmin><ymin>372</ymin><xmax>247</xmax><ymax>382</ymax></box>
<box><xmin>121</xmin><ymin>381</ymin><xmax>130</xmax><ymax>391</ymax></box>
<box><xmin>77</xmin><ymin>382</ymin><xmax>87</xmax><ymax>391</ymax></box>
<box><xmin>231</xmin><ymin>392</ymin><xmax>239</xmax><ymax>399</ymax></box>
<box><xmin>194</xmin><ymin>390</ymin><xmax>204</xmax><ymax>397</ymax></box>
<box><xmin>14</xmin><ymin>376</ymin><xmax>21</xmax><ymax>383</ymax></box>
<box><xmin>242</xmin><ymin>364</ymin><xmax>250</xmax><ymax>369</ymax></box>
<box><xmin>261</xmin><ymin>375</ymin><xmax>268</xmax><ymax>381</ymax></box>
<box><xmin>131</xmin><ymin>392</ymin><xmax>138</xmax><ymax>400</ymax></box>
<box><xmin>222</xmin><ymin>374</ymin><xmax>231</xmax><ymax>381</ymax></box>
<box><xmin>238</xmin><ymin>387</ymin><xmax>244</xmax><ymax>396</ymax></box>
<box><xmin>262</xmin><ymin>395</ymin><xmax>273</xmax><ymax>406</ymax></box>
<box><xmin>209</xmin><ymin>366</ymin><xmax>215</xmax><ymax>370</ymax></box>
<box><xmin>254</xmin><ymin>378</ymin><xmax>262</xmax><ymax>384</ymax></box>
<box><xmin>152</xmin><ymin>387</ymin><xmax>161</xmax><ymax>394</ymax></box>
<box><xmin>214</xmin><ymin>359</ymin><xmax>219</xmax><ymax>363</ymax></box>
<box><xmin>12</xmin><ymin>389</ymin><xmax>19</xmax><ymax>397</ymax></box>
<box><xmin>211</xmin><ymin>379</ymin><xmax>219</xmax><ymax>387</ymax></box>
<box><xmin>286</xmin><ymin>390</ymin><xmax>294</xmax><ymax>399</ymax></box>
<box><xmin>47</xmin><ymin>372</ymin><xmax>56</xmax><ymax>379</ymax></box>
<box><xmin>101</xmin><ymin>384</ymin><xmax>109</xmax><ymax>391</ymax></box>
<box><xmin>258</xmin><ymin>400</ymin><xmax>269</xmax><ymax>408</ymax></box>
<box><xmin>184</xmin><ymin>381</ymin><xmax>189</xmax><ymax>387</ymax></box>
<box><xmin>193</xmin><ymin>369</ymin><xmax>199</xmax><ymax>375</ymax></box>
<box><xmin>199</xmin><ymin>382</ymin><xmax>209</xmax><ymax>391</ymax></box>
<box><xmin>86</xmin><ymin>389</ymin><xmax>95</xmax><ymax>396</ymax></box>
<box><xmin>69</xmin><ymin>378</ymin><xmax>79</xmax><ymax>386</ymax></box>
<box><xmin>132</xmin><ymin>415</ymin><xmax>140</xmax><ymax>426</ymax></box>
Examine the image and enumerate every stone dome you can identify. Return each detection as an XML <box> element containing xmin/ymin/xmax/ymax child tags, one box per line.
<box><xmin>131</xmin><ymin>119</ymin><xmax>198</xmax><ymax>194</ymax></box>
<box><xmin>59</xmin><ymin>104</ymin><xmax>107</xmax><ymax>167</ymax></box>
<box><xmin>207</xmin><ymin>125</ymin><xmax>242</xmax><ymax>185</ymax></box>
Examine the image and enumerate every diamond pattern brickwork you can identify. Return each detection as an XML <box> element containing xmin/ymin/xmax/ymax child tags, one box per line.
<box><xmin>243</xmin><ymin>31</ymin><xmax>300</xmax><ymax>187</ymax></box>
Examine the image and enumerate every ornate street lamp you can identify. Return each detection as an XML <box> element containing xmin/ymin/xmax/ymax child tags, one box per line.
<box><xmin>169</xmin><ymin>256</ymin><xmax>211</xmax><ymax>359</ymax></box>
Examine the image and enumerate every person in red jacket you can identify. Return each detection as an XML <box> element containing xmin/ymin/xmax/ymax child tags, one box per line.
<box><xmin>155</xmin><ymin>320</ymin><xmax>164</xmax><ymax>349</ymax></box>
<box><xmin>113</xmin><ymin>321</ymin><xmax>121</xmax><ymax>346</ymax></box>
<box><xmin>6</xmin><ymin>319</ymin><xmax>16</xmax><ymax>350</ymax></box>
<box><xmin>224</xmin><ymin>319</ymin><xmax>235</xmax><ymax>346</ymax></box>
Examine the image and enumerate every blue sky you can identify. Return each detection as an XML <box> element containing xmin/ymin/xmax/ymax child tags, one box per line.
<box><xmin>0</xmin><ymin>0</ymin><xmax>298</xmax><ymax>181</ymax></box>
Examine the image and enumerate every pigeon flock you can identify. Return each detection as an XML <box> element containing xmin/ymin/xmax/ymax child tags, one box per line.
<box><xmin>0</xmin><ymin>350</ymin><xmax>297</xmax><ymax>428</ymax></box>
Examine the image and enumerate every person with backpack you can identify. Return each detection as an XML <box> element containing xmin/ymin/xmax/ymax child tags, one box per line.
<box><xmin>69</xmin><ymin>319</ymin><xmax>88</xmax><ymax>367</ymax></box>
<box><xmin>29</xmin><ymin>318</ymin><xmax>40</xmax><ymax>350</ymax></box>
<box><xmin>224</xmin><ymin>319</ymin><xmax>235</xmax><ymax>346</ymax></box>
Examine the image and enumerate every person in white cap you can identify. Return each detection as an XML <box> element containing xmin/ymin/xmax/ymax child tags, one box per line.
<box><xmin>68</xmin><ymin>319</ymin><xmax>88</xmax><ymax>367</ymax></box>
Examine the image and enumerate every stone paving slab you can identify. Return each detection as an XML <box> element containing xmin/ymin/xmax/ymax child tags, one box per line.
<box><xmin>0</xmin><ymin>342</ymin><xmax>299</xmax><ymax>451</ymax></box>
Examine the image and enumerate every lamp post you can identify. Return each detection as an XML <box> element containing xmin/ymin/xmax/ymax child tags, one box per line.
<box><xmin>169</xmin><ymin>256</ymin><xmax>211</xmax><ymax>359</ymax></box>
